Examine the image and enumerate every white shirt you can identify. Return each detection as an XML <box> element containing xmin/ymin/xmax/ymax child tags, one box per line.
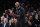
<box><xmin>4</xmin><ymin>23</ymin><xmax>6</xmax><ymax>27</ymax></box>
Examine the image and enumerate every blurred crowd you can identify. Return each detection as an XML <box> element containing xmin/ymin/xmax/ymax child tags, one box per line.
<box><xmin>0</xmin><ymin>0</ymin><xmax>40</xmax><ymax>27</ymax></box>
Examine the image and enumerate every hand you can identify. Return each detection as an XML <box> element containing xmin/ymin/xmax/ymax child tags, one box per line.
<box><xmin>10</xmin><ymin>10</ymin><xmax>14</xmax><ymax>15</ymax></box>
<box><xmin>28</xmin><ymin>21</ymin><xmax>32</xmax><ymax>26</ymax></box>
<box><xmin>9</xmin><ymin>20</ymin><xmax>12</xmax><ymax>26</ymax></box>
<box><xmin>8</xmin><ymin>9</ymin><xmax>13</xmax><ymax>13</ymax></box>
<box><xmin>10</xmin><ymin>10</ymin><xmax>13</xmax><ymax>13</ymax></box>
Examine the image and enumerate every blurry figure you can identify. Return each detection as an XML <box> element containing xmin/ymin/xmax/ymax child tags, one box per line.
<box><xmin>4</xmin><ymin>10</ymin><xmax>10</xmax><ymax>21</ymax></box>
<box><xmin>1</xmin><ymin>18</ymin><xmax>9</xmax><ymax>27</ymax></box>
<box><xmin>31</xmin><ymin>10</ymin><xmax>39</xmax><ymax>27</ymax></box>
<box><xmin>9</xmin><ymin>18</ymin><xmax>14</xmax><ymax>27</ymax></box>
<box><xmin>32</xmin><ymin>10</ymin><xmax>36</xmax><ymax>15</ymax></box>
<box><xmin>35</xmin><ymin>15</ymin><xmax>38</xmax><ymax>20</ymax></box>
<box><xmin>13</xmin><ymin>2</ymin><xmax>25</xmax><ymax>27</ymax></box>
<box><xmin>5</xmin><ymin>10</ymin><xmax>8</xmax><ymax>13</ymax></box>
<box><xmin>32</xmin><ymin>10</ymin><xmax>37</xmax><ymax>20</ymax></box>
<box><xmin>11</xmin><ymin>17</ymin><xmax>14</xmax><ymax>23</ymax></box>
<box><xmin>1</xmin><ymin>16</ymin><xmax>4</xmax><ymax>23</ymax></box>
<box><xmin>21</xmin><ymin>3</ymin><xmax>25</xmax><ymax>8</ymax></box>
<box><xmin>8</xmin><ymin>9</ymin><xmax>15</xmax><ymax>17</ymax></box>
<box><xmin>24</xmin><ymin>17</ymin><xmax>32</xmax><ymax>27</ymax></box>
<box><xmin>1</xmin><ymin>16</ymin><xmax>4</xmax><ymax>27</ymax></box>
<box><xmin>25</xmin><ymin>17</ymin><xmax>32</xmax><ymax>26</ymax></box>
<box><xmin>37</xmin><ymin>8</ymin><xmax>39</xmax><ymax>14</ymax></box>
<box><xmin>4</xmin><ymin>10</ymin><xmax>8</xmax><ymax>18</ymax></box>
<box><xmin>29</xmin><ymin>16</ymin><xmax>33</xmax><ymax>21</ymax></box>
<box><xmin>29</xmin><ymin>16</ymin><xmax>34</xmax><ymax>27</ymax></box>
<box><xmin>9</xmin><ymin>18</ymin><xmax>20</xmax><ymax>27</ymax></box>
<box><xmin>29</xmin><ymin>16</ymin><xmax>37</xmax><ymax>27</ymax></box>
<box><xmin>3</xmin><ymin>13</ymin><xmax>5</xmax><ymax>16</ymax></box>
<box><xmin>4</xmin><ymin>18</ymin><xmax>8</xmax><ymax>23</ymax></box>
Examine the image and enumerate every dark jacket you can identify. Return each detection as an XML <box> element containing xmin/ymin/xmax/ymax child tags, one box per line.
<box><xmin>1</xmin><ymin>22</ymin><xmax>9</xmax><ymax>27</ymax></box>
<box><xmin>9</xmin><ymin>23</ymin><xmax>15</xmax><ymax>27</ymax></box>
<box><xmin>23</xmin><ymin>21</ymin><xmax>29</xmax><ymax>27</ymax></box>
<box><xmin>9</xmin><ymin>22</ymin><xmax>20</xmax><ymax>27</ymax></box>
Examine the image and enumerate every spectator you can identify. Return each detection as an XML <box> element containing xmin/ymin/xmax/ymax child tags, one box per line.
<box><xmin>4</xmin><ymin>10</ymin><xmax>10</xmax><ymax>21</ymax></box>
<box><xmin>1</xmin><ymin>16</ymin><xmax>4</xmax><ymax>23</ymax></box>
<box><xmin>9</xmin><ymin>20</ymin><xmax>15</xmax><ymax>27</ymax></box>
<box><xmin>24</xmin><ymin>17</ymin><xmax>32</xmax><ymax>27</ymax></box>
<box><xmin>14</xmin><ymin>18</ymin><xmax>20</xmax><ymax>27</ymax></box>
<box><xmin>1</xmin><ymin>18</ymin><xmax>9</xmax><ymax>27</ymax></box>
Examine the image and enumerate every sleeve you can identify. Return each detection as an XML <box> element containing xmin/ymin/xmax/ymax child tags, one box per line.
<box><xmin>20</xmin><ymin>7</ymin><xmax>25</xmax><ymax>19</ymax></box>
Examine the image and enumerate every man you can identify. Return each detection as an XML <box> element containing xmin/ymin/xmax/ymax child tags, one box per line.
<box><xmin>0</xmin><ymin>16</ymin><xmax>4</xmax><ymax>27</ymax></box>
<box><xmin>4</xmin><ymin>10</ymin><xmax>10</xmax><ymax>21</ymax></box>
<box><xmin>32</xmin><ymin>10</ymin><xmax>36</xmax><ymax>21</ymax></box>
<box><xmin>12</xmin><ymin>2</ymin><xmax>25</xmax><ymax>27</ymax></box>
<box><xmin>1</xmin><ymin>16</ymin><xmax>4</xmax><ymax>23</ymax></box>
<box><xmin>1</xmin><ymin>18</ymin><xmax>9</xmax><ymax>27</ymax></box>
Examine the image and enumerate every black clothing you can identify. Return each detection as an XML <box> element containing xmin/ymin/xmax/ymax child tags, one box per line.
<box><xmin>23</xmin><ymin>21</ymin><xmax>29</xmax><ymax>27</ymax></box>
<box><xmin>9</xmin><ymin>23</ymin><xmax>15</xmax><ymax>27</ymax></box>
<box><xmin>1</xmin><ymin>22</ymin><xmax>9</xmax><ymax>27</ymax></box>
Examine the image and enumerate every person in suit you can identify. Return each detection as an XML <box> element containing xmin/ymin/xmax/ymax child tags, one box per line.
<box><xmin>32</xmin><ymin>10</ymin><xmax>36</xmax><ymax>21</ymax></box>
<box><xmin>1</xmin><ymin>18</ymin><xmax>9</xmax><ymax>27</ymax></box>
<box><xmin>4</xmin><ymin>10</ymin><xmax>10</xmax><ymax>21</ymax></box>
<box><xmin>1</xmin><ymin>16</ymin><xmax>4</xmax><ymax>27</ymax></box>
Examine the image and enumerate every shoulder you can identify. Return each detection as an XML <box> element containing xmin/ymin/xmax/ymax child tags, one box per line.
<box><xmin>20</xmin><ymin>6</ymin><xmax>25</xmax><ymax>12</ymax></box>
<box><xmin>20</xmin><ymin>6</ymin><xmax>24</xmax><ymax>10</ymax></box>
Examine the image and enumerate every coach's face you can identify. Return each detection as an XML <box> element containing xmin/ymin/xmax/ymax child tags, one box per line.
<box><xmin>15</xmin><ymin>2</ymin><xmax>19</xmax><ymax>8</ymax></box>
